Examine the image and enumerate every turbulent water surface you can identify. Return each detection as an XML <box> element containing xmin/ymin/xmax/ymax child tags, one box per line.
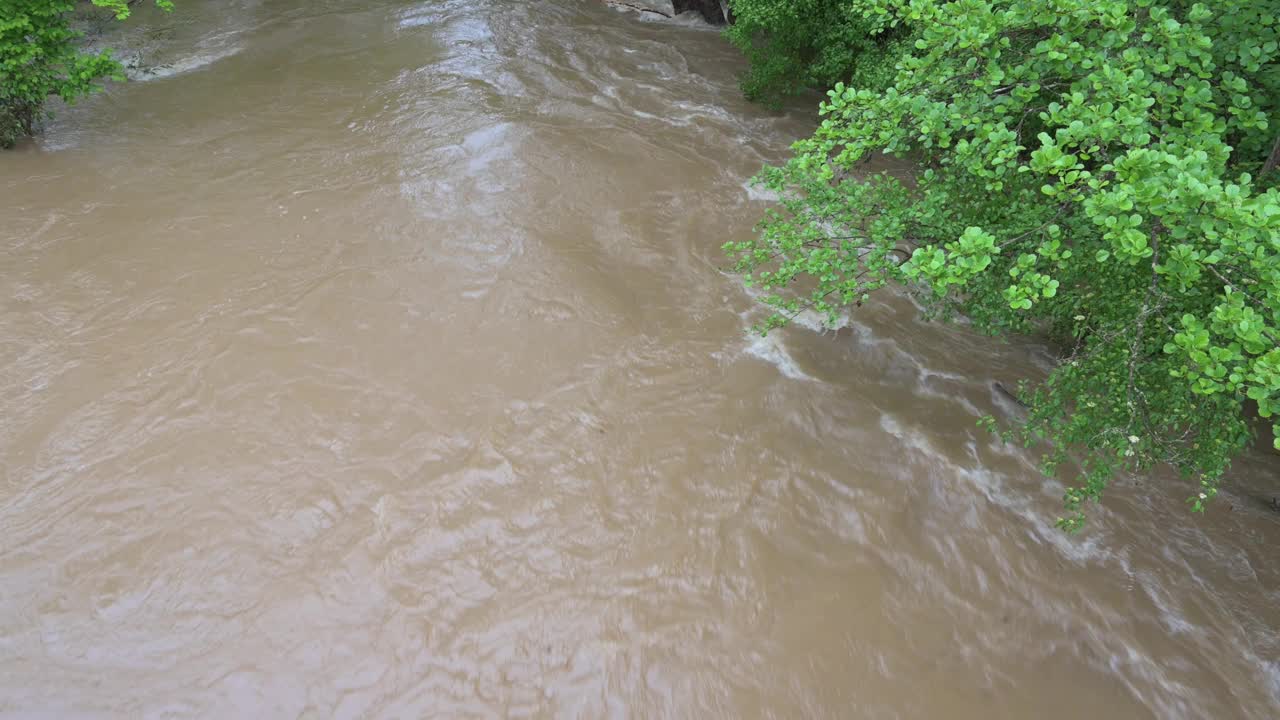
<box><xmin>3</xmin><ymin>1</ymin><xmax>1280</xmax><ymax>717</ymax></box>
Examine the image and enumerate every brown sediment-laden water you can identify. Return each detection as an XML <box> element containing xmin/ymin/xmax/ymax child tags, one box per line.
<box><xmin>2</xmin><ymin>1</ymin><xmax>1279</xmax><ymax>717</ymax></box>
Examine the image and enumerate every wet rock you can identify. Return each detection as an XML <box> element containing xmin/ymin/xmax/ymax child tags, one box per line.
<box><xmin>604</xmin><ymin>0</ymin><xmax>677</xmax><ymax>18</ymax></box>
<box><xmin>673</xmin><ymin>0</ymin><xmax>728</xmax><ymax>23</ymax></box>
<box><xmin>603</xmin><ymin>0</ymin><xmax>729</xmax><ymax>23</ymax></box>
<box><xmin>993</xmin><ymin>381</ymin><xmax>1029</xmax><ymax>409</ymax></box>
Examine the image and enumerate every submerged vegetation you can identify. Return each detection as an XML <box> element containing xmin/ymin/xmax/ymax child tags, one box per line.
<box><xmin>724</xmin><ymin>0</ymin><xmax>1280</xmax><ymax>528</ymax></box>
<box><xmin>0</xmin><ymin>0</ymin><xmax>172</xmax><ymax>147</ymax></box>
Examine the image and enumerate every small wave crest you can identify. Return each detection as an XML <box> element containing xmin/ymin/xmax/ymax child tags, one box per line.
<box><xmin>879</xmin><ymin>412</ymin><xmax>1108</xmax><ymax>564</ymax></box>
<box><xmin>124</xmin><ymin>41</ymin><xmax>243</xmax><ymax>81</ymax></box>
<box><xmin>741</xmin><ymin>179</ymin><xmax>782</xmax><ymax>203</ymax></box>
<box><xmin>744</xmin><ymin>332</ymin><xmax>813</xmax><ymax>381</ymax></box>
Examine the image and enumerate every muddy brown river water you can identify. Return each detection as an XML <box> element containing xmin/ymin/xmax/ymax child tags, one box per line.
<box><xmin>2</xmin><ymin>1</ymin><xmax>1280</xmax><ymax>717</ymax></box>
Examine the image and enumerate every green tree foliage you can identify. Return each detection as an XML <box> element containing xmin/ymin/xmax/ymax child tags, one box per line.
<box><xmin>725</xmin><ymin>0</ymin><xmax>1280</xmax><ymax>528</ymax></box>
<box><xmin>724</xmin><ymin>0</ymin><xmax>908</xmax><ymax>102</ymax></box>
<box><xmin>0</xmin><ymin>0</ymin><xmax>173</xmax><ymax>147</ymax></box>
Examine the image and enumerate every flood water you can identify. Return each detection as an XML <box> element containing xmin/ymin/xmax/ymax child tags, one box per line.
<box><xmin>2</xmin><ymin>1</ymin><xmax>1279</xmax><ymax>717</ymax></box>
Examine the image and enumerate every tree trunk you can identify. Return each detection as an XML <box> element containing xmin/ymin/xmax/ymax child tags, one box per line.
<box><xmin>1262</xmin><ymin>133</ymin><xmax>1280</xmax><ymax>177</ymax></box>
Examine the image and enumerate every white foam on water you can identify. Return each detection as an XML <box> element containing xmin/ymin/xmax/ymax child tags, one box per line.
<box><xmin>744</xmin><ymin>332</ymin><xmax>813</xmax><ymax>381</ymax></box>
<box><xmin>920</xmin><ymin>366</ymin><xmax>967</xmax><ymax>382</ymax></box>
<box><xmin>397</xmin><ymin>6</ymin><xmax>450</xmax><ymax>28</ymax></box>
<box><xmin>124</xmin><ymin>42</ymin><xmax>243</xmax><ymax>81</ymax></box>
<box><xmin>788</xmin><ymin>307</ymin><xmax>851</xmax><ymax>334</ymax></box>
<box><xmin>1138</xmin><ymin>572</ymin><xmax>1198</xmax><ymax>636</ymax></box>
<box><xmin>915</xmin><ymin>368</ymin><xmax>983</xmax><ymax>417</ymax></box>
<box><xmin>739</xmin><ymin>285</ymin><xmax>851</xmax><ymax>334</ymax></box>
<box><xmin>880</xmin><ymin>412</ymin><xmax>1110</xmax><ymax>564</ymax></box>
<box><xmin>847</xmin><ymin>318</ymin><xmax>899</xmax><ymax>349</ymax></box>
<box><xmin>735</xmin><ymin>291</ymin><xmax>997</xmax><ymax>418</ymax></box>
<box><xmin>668</xmin><ymin>10</ymin><xmax>721</xmax><ymax>28</ymax></box>
<box><xmin>742</xmin><ymin>181</ymin><xmax>779</xmax><ymax>203</ymax></box>
<box><xmin>844</xmin><ymin>318</ymin><xmax>988</xmax><ymax>416</ymax></box>
<box><xmin>979</xmin><ymin>432</ymin><xmax>1048</xmax><ymax>477</ymax></box>
<box><xmin>882</xmin><ymin>428</ymin><xmax>1212</xmax><ymax>718</ymax></box>
<box><xmin>1262</xmin><ymin>659</ymin><xmax>1280</xmax><ymax>706</ymax></box>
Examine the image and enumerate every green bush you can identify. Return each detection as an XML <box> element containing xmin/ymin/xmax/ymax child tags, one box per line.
<box><xmin>0</xmin><ymin>0</ymin><xmax>173</xmax><ymax>147</ymax></box>
<box><xmin>726</xmin><ymin>0</ymin><xmax>1280</xmax><ymax>528</ymax></box>
<box><xmin>724</xmin><ymin>0</ymin><xmax>907</xmax><ymax>102</ymax></box>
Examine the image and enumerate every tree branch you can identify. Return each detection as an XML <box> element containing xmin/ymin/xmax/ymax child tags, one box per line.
<box><xmin>1261</xmin><ymin>133</ymin><xmax>1280</xmax><ymax>177</ymax></box>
